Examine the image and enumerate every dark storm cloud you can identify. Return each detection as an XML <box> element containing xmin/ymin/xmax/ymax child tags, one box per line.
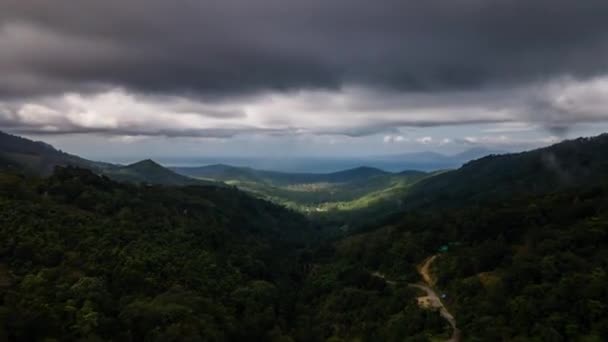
<box><xmin>2</xmin><ymin>0</ymin><xmax>608</xmax><ymax>98</ymax></box>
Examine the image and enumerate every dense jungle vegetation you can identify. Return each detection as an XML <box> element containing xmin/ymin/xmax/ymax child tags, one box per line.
<box><xmin>1</xmin><ymin>133</ymin><xmax>608</xmax><ymax>341</ymax></box>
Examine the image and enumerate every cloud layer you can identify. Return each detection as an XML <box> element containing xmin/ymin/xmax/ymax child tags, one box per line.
<box><xmin>3</xmin><ymin>78</ymin><xmax>608</xmax><ymax>139</ymax></box>
<box><xmin>2</xmin><ymin>0</ymin><xmax>608</xmax><ymax>139</ymax></box>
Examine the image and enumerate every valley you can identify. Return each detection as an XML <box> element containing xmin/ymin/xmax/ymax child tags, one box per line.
<box><xmin>1</xmin><ymin>131</ymin><xmax>608</xmax><ymax>341</ymax></box>
<box><xmin>172</xmin><ymin>164</ymin><xmax>433</xmax><ymax>218</ymax></box>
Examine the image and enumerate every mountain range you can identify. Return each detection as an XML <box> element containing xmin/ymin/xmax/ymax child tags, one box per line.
<box><xmin>0</xmin><ymin>130</ymin><xmax>491</xmax><ymax>216</ymax></box>
<box><xmin>156</xmin><ymin>147</ymin><xmax>502</xmax><ymax>173</ymax></box>
<box><xmin>172</xmin><ymin>164</ymin><xmax>408</xmax><ymax>185</ymax></box>
<box><xmin>5</xmin><ymin>129</ymin><xmax>607</xmax><ymax>221</ymax></box>
<box><xmin>2</xmin><ymin>130</ymin><xmax>608</xmax><ymax>341</ymax></box>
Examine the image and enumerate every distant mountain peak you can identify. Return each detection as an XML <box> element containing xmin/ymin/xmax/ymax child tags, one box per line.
<box><xmin>349</xmin><ymin>166</ymin><xmax>385</xmax><ymax>172</ymax></box>
<box><xmin>127</xmin><ymin>159</ymin><xmax>162</xmax><ymax>168</ymax></box>
<box><xmin>330</xmin><ymin>166</ymin><xmax>389</xmax><ymax>177</ymax></box>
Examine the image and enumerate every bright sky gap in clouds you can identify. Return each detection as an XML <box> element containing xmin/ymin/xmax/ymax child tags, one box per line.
<box><xmin>2</xmin><ymin>1</ymin><xmax>608</xmax><ymax>159</ymax></box>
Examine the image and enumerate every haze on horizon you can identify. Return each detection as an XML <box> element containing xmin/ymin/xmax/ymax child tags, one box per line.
<box><xmin>2</xmin><ymin>0</ymin><xmax>608</xmax><ymax>162</ymax></box>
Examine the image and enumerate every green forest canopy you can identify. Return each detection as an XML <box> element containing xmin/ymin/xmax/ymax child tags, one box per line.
<box><xmin>1</xmin><ymin>133</ymin><xmax>608</xmax><ymax>341</ymax></box>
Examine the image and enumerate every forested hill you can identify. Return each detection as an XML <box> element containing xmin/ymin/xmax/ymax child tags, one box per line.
<box><xmin>403</xmin><ymin>134</ymin><xmax>608</xmax><ymax>209</ymax></box>
<box><xmin>0</xmin><ymin>131</ymin><xmax>214</xmax><ymax>186</ymax></box>
<box><xmin>0</xmin><ymin>131</ymin><xmax>104</xmax><ymax>175</ymax></box>
<box><xmin>102</xmin><ymin>159</ymin><xmax>219</xmax><ymax>187</ymax></box>
<box><xmin>0</xmin><ymin>166</ymin><xmax>316</xmax><ymax>341</ymax></box>
<box><xmin>324</xmin><ymin>175</ymin><xmax>608</xmax><ymax>340</ymax></box>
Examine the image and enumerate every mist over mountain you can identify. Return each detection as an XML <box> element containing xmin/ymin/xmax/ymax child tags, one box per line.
<box><xmin>402</xmin><ymin>134</ymin><xmax>608</xmax><ymax>210</ymax></box>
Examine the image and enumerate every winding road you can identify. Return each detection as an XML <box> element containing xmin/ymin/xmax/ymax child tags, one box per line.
<box><xmin>373</xmin><ymin>255</ymin><xmax>461</xmax><ymax>342</ymax></box>
<box><xmin>410</xmin><ymin>255</ymin><xmax>461</xmax><ymax>342</ymax></box>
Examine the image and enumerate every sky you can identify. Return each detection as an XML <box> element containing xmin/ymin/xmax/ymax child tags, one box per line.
<box><xmin>2</xmin><ymin>0</ymin><xmax>608</xmax><ymax>162</ymax></box>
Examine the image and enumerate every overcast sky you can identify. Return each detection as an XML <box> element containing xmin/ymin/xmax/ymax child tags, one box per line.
<box><xmin>2</xmin><ymin>0</ymin><xmax>608</xmax><ymax>161</ymax></box>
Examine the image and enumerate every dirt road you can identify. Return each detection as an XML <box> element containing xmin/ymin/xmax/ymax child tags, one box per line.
<box><xmin>372</xmin><ymin>255</ymin><xmax>461</xmax><ymax>341</ymax></box>
<box><xmin>411</xmin><ymin>255</ymin><xmax>461</xmax><ymax>342</ymax></box>
<box><xmin>418</xmin><ymin>255</ymin><xmax>437</xmax><ymax>286</ymax></box>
